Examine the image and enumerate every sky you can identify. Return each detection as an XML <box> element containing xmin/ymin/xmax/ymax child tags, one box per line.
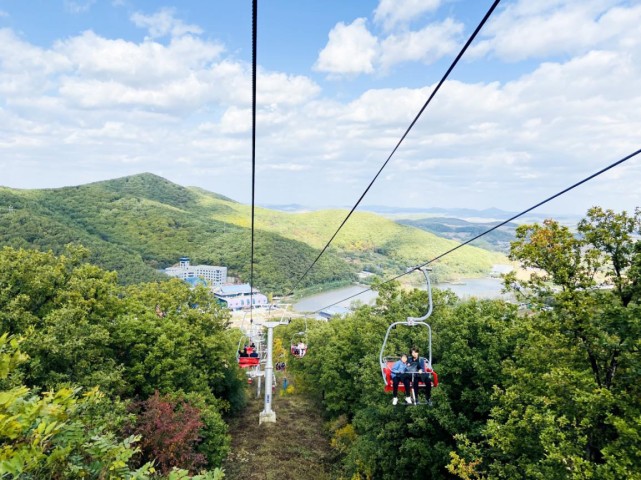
<box><xmin>0</xmin><ymin>0</ymin><xmax>640</xmax><ymax>216</ymax></box>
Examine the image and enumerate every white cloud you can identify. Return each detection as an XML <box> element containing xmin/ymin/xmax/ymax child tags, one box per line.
<box><xmin>379</xmin><ymin>18</ymin><xmax>463</xmax><ymax>69</ymax></box>
<box><xmin>373</xmin><ymin>0</ymin><xmax>441</xmax><ymax>31</ymax></box>
<box><xmin>64</xmin><ymin>0</ymin><xmax>96</xmax><ymax>14</ymax></box>
<box><xmin>315</xmin><ymin>6</ymin><xmax>462</xmax><ymax>75</ymax></box>
<box><xmin>219</xmin><ymin>107</ymin><xmax>251</xmax><ymax>134</ymax></box>
<box><xmin>259</xmin><ymin>71</ymin><xmax>321</xmax><ymax>106</ymax></box>
<box><xmin>261</xmin><ymin>163</ymin><xmax>310</xmax><ymax>172</ymax></box>
<box><xmin>131</xmin><ymin>8</ymin><xmax>203</xmax><ymax>39</ymax></box>
<box><xmin>54</xmin><ymin>31</ymin><xmax>224</xmax><ymax>83</ymax></box>
<box><xmin>472</xmin><ymin>0</ymin><xmax>641</xmax><ymax>61</ymax></box>
<box><xmin>314</xmin><ymin>18</ymin><xmax>378</xmax><ymax>75</ymax></box>
<box><xmin>1</xmin><ymin>3</ymin><xmax>640</xmax><ymax>215</ymax></box>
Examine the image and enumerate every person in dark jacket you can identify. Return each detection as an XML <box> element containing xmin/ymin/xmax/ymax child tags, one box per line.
<box><xmin>407</xmin><ymin>346</ymin><xmax>432</xmax><ymax>405</ymax></box>
<box><xmin>390</xmin><ymin>353</ymin><xmax>412</xmax><ymax>405</ymax></box>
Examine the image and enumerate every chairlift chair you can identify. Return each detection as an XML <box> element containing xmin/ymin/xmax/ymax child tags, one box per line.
<box><xmin>290</xmin><ymin>331</ymin><xmax>308</xmax><ymax>358</ymax></box>
<box><xmin>380</xmin><ymin>267</ymin><xmax>439</xmax><ymax>397</ymax></box>
<box><xmin>237</xmin><ymin>334</ymin><xmax>260</xmax><ymax>368</ymax></box>
<box><xmin>289</xmin><ymin>316</ymin><xmax>309</xmax><ymax>358</ymax></box>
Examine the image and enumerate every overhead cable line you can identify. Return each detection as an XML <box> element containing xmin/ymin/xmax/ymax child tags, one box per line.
<box><xmin>314</xmin><ymin>147</ymin><xmax>641</xmax><ymax>313</ymax></box>
<box><xmin>249</xmin><ymin>0</ymin><xmax>258</xmax><ymax>321</ymax></box>
<box><xmin>284</xmin><ymin>0</ymin><xmax>502</xmax><ymax>297</ymax></box>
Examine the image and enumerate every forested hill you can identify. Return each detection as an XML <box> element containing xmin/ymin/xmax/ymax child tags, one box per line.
<box><xmin>397</xmin><ymin>217</ymin><xmax>518</xmax><ymax>253</ymax></box>
<box><xmin>0</xmin><ymin>173</ymin><xmax>505</xmax><ymax>292</ymax></box>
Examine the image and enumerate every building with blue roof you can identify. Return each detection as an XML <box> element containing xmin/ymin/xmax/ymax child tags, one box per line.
<box><xmin>213</xmin><ymin>283</ymin><xmax>268</xmax><ymax>310</ymax></box>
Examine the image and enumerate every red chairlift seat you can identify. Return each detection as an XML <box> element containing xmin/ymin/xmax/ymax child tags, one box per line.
<box><xmin>238</xmin><ymin>357</ymin><xmax>260</xmax><ymax>368</ymax></box>
<box><xmin>382</xmin><ymin>359</ymin><xmax>439</xmax><ymax>393</ymax></box>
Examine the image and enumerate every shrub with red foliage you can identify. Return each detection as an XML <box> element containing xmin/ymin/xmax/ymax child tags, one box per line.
<box><xmin>133</xmin><ymin>391</ymin><xmax>206</xmax><ymax>474</ymax></box>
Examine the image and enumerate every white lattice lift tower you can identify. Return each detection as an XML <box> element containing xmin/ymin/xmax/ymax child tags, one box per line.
<box><xmin>257</xmin><ymin>318</ymin><xmax>289</xmax><ymax>424</ymax></box>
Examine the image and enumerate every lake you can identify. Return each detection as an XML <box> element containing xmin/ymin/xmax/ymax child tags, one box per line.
<box><xmin>293</xmin><ymin>277</ymin><xmax>512</xmax><ymax>313</ymax></box>
<box><xmin>293</xmin><ymin>284</ymin><xmax>378</xmax><ymax>313</ymax></box>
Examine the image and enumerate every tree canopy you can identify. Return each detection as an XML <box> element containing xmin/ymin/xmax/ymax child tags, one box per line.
<box><xmin>1</xmin><ymin>206</ymin><xmax>639</xmax><ymax>478</ymax></box>
<box><xmin>281</xmin><ymin>207</ymin><xmax>641</xmax><ymax>479</ymax></box>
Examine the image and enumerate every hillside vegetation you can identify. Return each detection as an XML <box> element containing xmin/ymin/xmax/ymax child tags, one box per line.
<box><xmin>193</xmin><ymin>186</ymin><xmax>506</xmax><ymax>282</ymax></box>
<box><xmin>0</xmin><ymin>174</ymin><xmax>352</xmax><ymax>293</ymax></box>
<box><xmin>0</xmin><ymin>173</ymin><xmax>505</xmax><ymax>293</ymax></box>
<box><xmin>397</xmin><ymin>216</ymin><xmax>517</xmax><ymax>253</ymax></box>
<box><xmin>0</xmin><ymin>207</ymin><xmax>639</xmax><ymax>478</ymax></box>
<box><xmin>278</xmin><ymin>207</ymin><xmax>641</xmax><ymax>479</ymax></box>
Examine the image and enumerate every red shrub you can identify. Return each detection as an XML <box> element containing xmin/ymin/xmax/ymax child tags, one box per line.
<box><xmin>133</xmin><ymin>391</ymin><xmax>206</xmax><ymax>474</ymax></box>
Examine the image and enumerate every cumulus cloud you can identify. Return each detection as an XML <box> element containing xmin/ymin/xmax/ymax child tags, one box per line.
<box><xmin>261</xmin><ymin>163</ymin><xmax>310</xmax><ymax>172</ymax></box>
<box><xmin>472</xmin><ymin>0</ymin><xmax>641</xmax><ymax>61</ymax></box>
<box><xmin>374</xmin><ymin>0</ymin><xmax>441</xmax><ymax>31</ymax></box>
<box><xmin>314</xmin><ymin>0</ymin><xmax>463</xmax><ymax>76</ymax></box>
<box><xmin>131</xmin><ymin>7</ymin><xmax>203</xmax><ymax>39</ymax></box>
<box><xmin>379</xmin><ymin>18</ymin><xmax>463</xmax><ymax>69</ymax></box>
<box><xmin>314</xmin><ymin>18</ymin><xmax>378</xmax><ymax>75</ymax></box>
<box><xmin>1</xmin><ymin>4</ymin><xmax>640</xmax><ymax>215</ymax></box>
<box><xmin>54</xmin><ymin>31</ymin><xmax>223</xmax><ymax>82</ymax></box>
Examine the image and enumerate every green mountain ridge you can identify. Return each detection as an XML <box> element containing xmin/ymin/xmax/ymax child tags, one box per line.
<box><xmin>0</xmin><ymin>173</ymin><xmax>507</xmax><ymax>293</ymax></box>
<box><xmin>398</xmin><ymin>216</ymin><xmax>517</xmax><ymax>253</ymax></box>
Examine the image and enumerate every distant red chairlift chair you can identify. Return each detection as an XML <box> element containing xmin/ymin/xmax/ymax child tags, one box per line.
<box><xmin>237</xmin><ymin>335</ymin><xmax>260</xmax><ymax>369</ymax></box>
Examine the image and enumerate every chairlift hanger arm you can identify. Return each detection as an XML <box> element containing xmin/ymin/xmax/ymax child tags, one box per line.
<box><xmin>407</xmin><ymin>267</ymin><xmax>433</xmax><ymax>323</ymax></box>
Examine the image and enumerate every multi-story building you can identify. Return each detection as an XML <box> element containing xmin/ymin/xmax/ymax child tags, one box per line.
<box><xmin>164</xmin><ymin>257</ymin><xmax>227</xmax><ymax>287</ymax></box>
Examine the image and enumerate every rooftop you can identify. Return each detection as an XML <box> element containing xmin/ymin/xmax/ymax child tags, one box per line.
<box><xmin>215</xmin><ymin>283</ymin><xmax>256</xmax><ymax>296</ymax></box>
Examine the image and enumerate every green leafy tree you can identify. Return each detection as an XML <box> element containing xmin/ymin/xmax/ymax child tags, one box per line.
<box><xmin>0</xmin><ymin>246</ymin><xmax>240</xmax><ymax>473</ymax></box>
<box><xmin>0</xmin><ymin>333</ymin><xmax>155</xmax><ymax>479</ymax></box>
<box><xmin>452</xmin><ymin>208</ymin><xmax>641</xmax><ymax>479</ymax></box>
<box><xmin>286</xmin><ymin>280</ymin><xmax>522</xmax><ymax>479</ymax></box>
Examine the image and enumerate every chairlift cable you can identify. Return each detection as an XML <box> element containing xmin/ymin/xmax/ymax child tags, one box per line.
<box><xmin>250</xmin><ymin>0</ymin><xmax>258</xmax><ymax>321</ymax></box>
<box><xmin>314</xmin><ymin>147</ymin><xmax>641</xmax><ymax>314</ymax></box>
<box><xmin>283</xmin><ymin>0</ymin><xmax>503</xmax><ymax>298</ymax></box>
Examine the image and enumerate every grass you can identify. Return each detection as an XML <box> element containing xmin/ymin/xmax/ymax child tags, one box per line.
<box><xmin>223</xmin><ymin>385</ymin><xmax>337</xmax><ymax>480</ymax></box>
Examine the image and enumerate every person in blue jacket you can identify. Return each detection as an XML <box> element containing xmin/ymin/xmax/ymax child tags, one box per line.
<box><xmin>407</xmin><ymin>346</ymin><xmax>433</xmax><ymax>406</ymax></box>
<box><xmin>391</xmin><ymin>353</ymin><xmax>413</xmax><ymax>405</ymax></box>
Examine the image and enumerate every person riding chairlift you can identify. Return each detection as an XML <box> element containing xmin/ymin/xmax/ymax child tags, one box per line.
<box><xmin>407</xmin><ymin>346</ymin><xmax>432</xmax><ymax>406</ymax></box>
<box><xmin>390</xmin><ymin>353</ymin><xmax>412</xmax><ymax>405</ymax></box>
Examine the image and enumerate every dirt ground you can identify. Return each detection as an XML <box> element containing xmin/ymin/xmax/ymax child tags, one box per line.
<box><xmin>227</xmin><ymin>306</ymin><xmax>299</xmax><ymax>329</ymax></box>
<box><xmin>222</xmin><ymin>386</ymin><xmax>337</xmax><ymax>480</ymax></box>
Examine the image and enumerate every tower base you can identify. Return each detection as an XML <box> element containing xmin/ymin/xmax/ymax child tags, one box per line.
<box><xmin>259</xmin><ymin>410</ymin><xmax>276</xmax><ymax>424</ymax></box>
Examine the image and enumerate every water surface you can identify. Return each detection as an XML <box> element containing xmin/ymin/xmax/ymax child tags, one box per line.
<box><xmin>293</xmin><ymin>277</ymin><xmax>511</xmax><ymax>313</ymax></box>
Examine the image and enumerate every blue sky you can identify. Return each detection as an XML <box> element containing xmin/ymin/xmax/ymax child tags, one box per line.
<box><xmin>0</xmin><ymin>0</ymin><xmax>640</xmax><ymax>216</ymax></box>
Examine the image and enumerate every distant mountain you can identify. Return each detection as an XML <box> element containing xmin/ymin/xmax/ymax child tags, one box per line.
<box><xmin>398</xmin><ymin>217</ymin><xmax>518</xmax><ymax>253</ymax></box>
<box><xmin>262</xmin><ymin>204</ymin><xmax>311</xmax><ymax>213</ymax></box>
<box><xmin>0</xmin><ymin>174</ymin><xmax>353</xmax><ymax>292</ymax></box>
<box><xmin>209</xmin><ymin>198</ymin><xmax>508</xmax><ymax>283</ymax></box>
<box><xmin>361</xmin><ymin>205</ymin><xmax>516</xmax><ymax>219</ymax></box>
<box><xmin>266</xmin><ymin>203</ymin><xmax>581</xmax><ymax>224</ymax></box>
<box><xmin>361</xmin><ymin>205</ymin><xmax>585</xmax><ymax>223</ymax></box>
<box><xmin>0</xmin><ymin>173</ymin><xmax>508</xmax><ymax>292</ymax></box>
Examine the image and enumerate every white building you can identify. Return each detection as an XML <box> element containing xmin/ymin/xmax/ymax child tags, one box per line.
<box><xmin>165</xmin><ymin>257</ymin><xmax>227</xmax><ymax>286</ymax></box>
<box><xmin>213</xmin><ymin>284</ymin><xmax>268</xmax><ymax>310</ymax></box>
